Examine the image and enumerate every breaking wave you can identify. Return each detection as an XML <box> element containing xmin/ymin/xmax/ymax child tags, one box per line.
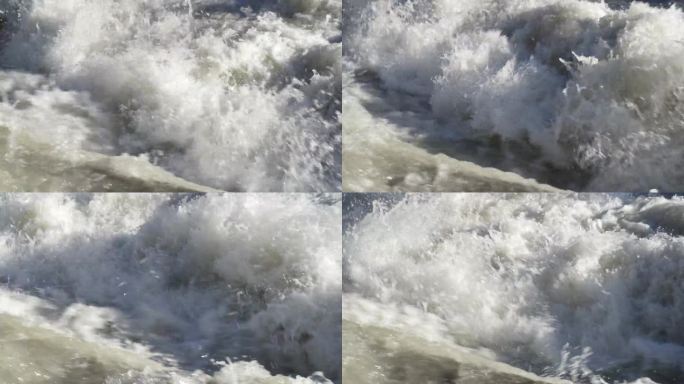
<box><xmin>0</xmin><ymin>193</ymin><xmax>342</xmax><ymax>383</ymax></box>
<box><xmin>344</xmin><ymin>193</ymin><xmax>684</xmax><ymax>383</ymax></box>
<box><xmin>344</xmin><ymin>0</ymin><xmax>684</xmax><ymax>191</ymax></box>
<box><xmin>0</xmin><ymin>0</ymin><xmax>341</xmax><ymax>191</ymax></box>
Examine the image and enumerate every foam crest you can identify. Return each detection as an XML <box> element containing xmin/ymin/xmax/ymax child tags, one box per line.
<box><xmin>0</xmin><ymin>0</ymin><xmax>341</xmax><ymax>191</ymax></box>
<box><xmin>347</xmin><ymin>0</ymin><xmax>684</xmax><ymax>190</ymax></box>
<box><xmin>344</xmin><ymin>194</ymin><xmax>684</xmax><ymax>383</ymax></box>
<box><xmin>0</xmin><ymin>194</ymin><xmax>341</xmax><ymax>382</ymax></box>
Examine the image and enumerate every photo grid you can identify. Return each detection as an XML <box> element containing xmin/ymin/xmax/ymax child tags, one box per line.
<box><xmin>0</xmin><ymin>1</ymin><xmax>683</xmax><ymax>383</ymax></box>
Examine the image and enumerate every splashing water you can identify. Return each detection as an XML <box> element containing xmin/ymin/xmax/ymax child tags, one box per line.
<box><xmin>0</xmin><ymin>193</ymin><xmax>342</xmax><ymax>383</ymax></box>
<box><xmin>0</xmin><ymin>0</ymin><xmax>341</xmax><ymax>192</ymax></box>
<box><xmin>344</xmin><ymin>193</ymin><xmax>684</xmax><ymax>383</ymax></box>
<box><xmin>344</xmin><ymin>0</ymin><xmax>684</xmax><ymax>192</ymax></box>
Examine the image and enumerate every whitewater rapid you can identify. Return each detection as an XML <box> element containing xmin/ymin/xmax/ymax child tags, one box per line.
<box><xmin>343</xmin><ymin>0</ymin><xmax>684</xmax><ymax>192</ymax></box>
<box><xmin>0</xmin><ymin>193</ymin><xmax>342</xmax><ymax>383</ymax></box>
<box><xmin>0</xmin><ymin>0</ymin><xmax>341</xmax><ymax>192</ymax></box>
<box><xmin>343</xmin><ymin>193</ymin><xmax>684</xmax><ymax>384</ymax></box>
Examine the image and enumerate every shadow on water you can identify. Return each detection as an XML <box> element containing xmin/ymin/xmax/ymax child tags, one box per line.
<box><xmin>0</xmin><ymin>0</ymin><xmax>28</xmax><ymax>48</ymax></box>
<box><xmin>193</xmin><ymin>0</ymin><xmax>329</xmax><ymax>18</ymax></box>
<box><xmin>605</xmin><ymin>0</ymin><xmax>683</xmax><ymax>9</ymax></box>
<box><xmin>351</xmin><ymin>71</ymin><xmax>591</xmax><ymax>191</ymax></box>
<box><xmin>342</xmin><ymin>192</ymin><xmax>405</xmax><ymax>233</ymax></box>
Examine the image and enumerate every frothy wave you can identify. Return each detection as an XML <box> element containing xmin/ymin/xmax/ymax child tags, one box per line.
<box><xmin>346</xmin><ymin>0</ymin><xmax>684</xmax><ymax>191</ymax></box>
<box><xmin>0</xmin><ymin>0</ymin><xmax>341</xmax><ymax>191</ymax></box>
<box><xmin>0</xmin><ymin>193</ymin><xmax>342</xmax><ymax>383</ymax></box>
<box><xmin>344</xmin><ymin>194</ymin><xmax>684</xmax><ymax>383</ymax></box>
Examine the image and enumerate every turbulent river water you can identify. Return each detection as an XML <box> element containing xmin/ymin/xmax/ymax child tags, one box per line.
<box><xmin>0</xmin><ymin>193</ymin><xmax>342</xmax><ymax>383</ymax></box>
<box><xmin>344</xmin><ymin>193</ymin><xmax>684</xmax><ymax>384</ymax></box>
<box><xmin>0</xmin><ymin>0</ymin><xmax>341</xmax><ymax>192</ymax></box>
<box><xmin>343</xmin><ymin>0</ymin><xmax>684</xmax><ymax>192</ymax></box>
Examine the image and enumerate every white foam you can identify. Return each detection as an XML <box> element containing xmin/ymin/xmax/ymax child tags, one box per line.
<box><xmin>0</xmin><ymin>0</ymin><xmax>341</xmax><ymax>191</ymax></box>
<box><xmin>0</xmin><ymin>193</ymin><xmax>342</xmax><ymax>382</ymax></box>
<box><xmin>347</xmin><ymin>0</ymin><xmax>684</xmax><ymax>191</ymax></box>
<box><xmin>344</xmin><ymin>194</ymin><xmax>684</xmax><ymax>383</ymax></box>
